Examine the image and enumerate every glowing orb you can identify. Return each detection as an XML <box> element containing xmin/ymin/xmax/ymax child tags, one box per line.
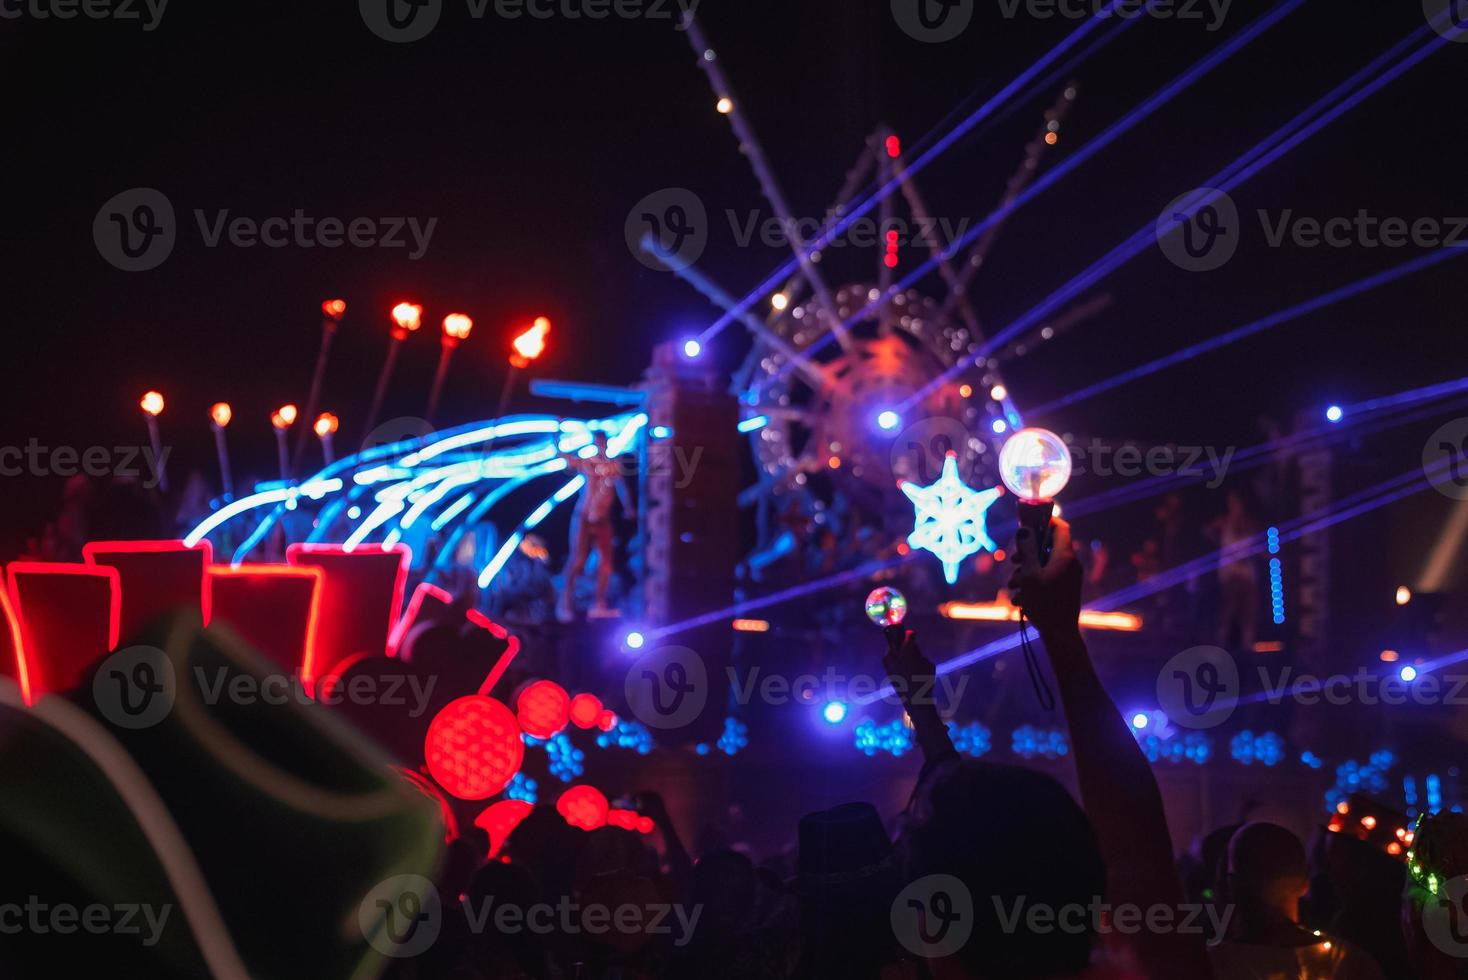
<box><xmin>998</xmin><ymin>427</ymin><xmax>1072</xmax><ymax>502</ymax></box>
<box><xmin>821</xmin><ymin>701</ymin><xmax>848</xmax><ymax>725</ymax></box>
<box><xmin>569</xmin><ymin>692</ymin><xmax>603</xmax><ymax>729</ymax></box>
<box><xmin>596</xmin><ymin>709</ymin><xmax>617</xmax><ymax>732</ymax></box>
<box><xmin>864</xmin><ymin>586</ymin><xmax>909</xmax><ymax>627</ymax></box>
<box><xmin>516</xmin><ymin>680</ymin><xmax>571</xmax><ymax>739</ymax></box>
<box><xmin>607</xmin><ymin>809</ymin><xmax>655</xmax><ymax>834</ymax></box>
<box><xmin>900</xmin><ymin>454</ymin><xmax>1001</xmax><ymax>584</ymax></box>
<box><xmin>424</xmin><ymin>695</ymin><xmax>524</xmax><ymax>800</ymax></box>
<box><xmin>475</xmin><ymin>798</ymin><xmax>534</xmax><ymax>857</ymax></box>
<box><xmin>556</xmin><ymin>785</ymin><xmax>610</xmax><ymax>831</ymax></box>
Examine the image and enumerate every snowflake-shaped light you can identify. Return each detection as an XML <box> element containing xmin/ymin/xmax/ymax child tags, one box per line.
<box><xmin>900</xmin><ymin>454</ymin><xmax>1000</xmax><ymax>584</ymax></box>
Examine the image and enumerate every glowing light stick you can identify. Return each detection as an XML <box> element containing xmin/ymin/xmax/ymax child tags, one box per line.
<box><xmin>271</xmin><ymin>404</ymin><xmax>298</xmax><ymax>482</ymax></box>
<box><xmin>294</xmin><ymin>298</ymin><xmax>347</xmax><ymax>470</ymax></box>
<box><xmin>999</xmin><ymin>427</ymin><xmax>1071</xmax><ymax>561</ymax></box>
<box><xmin>314</xmin><ymin>412</ymin><xmax>339</xmax><ymax>464</ymax></box>
<box><xmin>210</xmin><ymin>402</ymin><xmax>234</xmax><ymax>499</ymax></box>
<box><xmin>364</xmin><ymin>302</ymin><xmax>423</xmax><ymax>436</ymax></box>
<box><xmin>139</xmin><ymin>390</ymin><xmax>168</xmax><ymax>493</ymax></box>
<box><xmin>427</xmin><ymin>313</ymin><xmax>473</xmax><ymax>422</ymax></box>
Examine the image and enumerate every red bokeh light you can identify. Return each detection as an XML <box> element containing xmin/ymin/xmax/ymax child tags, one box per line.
<box><xmin>885</xmin><ymin>134</ymin><xmax>901</xmax><ymax>158</ymax></box>
<box><xmin>322</xmin><ymin>298</ymin><xmax>347</xmax><ymax>321</ymax></box>
<box><xmin>210</xmin><ymin>402</ymin><xmax>233</xmax><ymax>428</ymax></box>
<box><xmin>424</xmin><ymin>695</ymin><xmax>525</xmax><ymax>800</ymax></box>
<box><xmin>606</xmin><ymin>808</ymin><xmax>655</xmax><ymax>835</ymax></box>
<box><xmin>556</xmin><ymin>785</ymin><xmax>610</xmax><ymax>831</ymax></box>
<box><xmin>516</xmin><ymin>679</ymin><xmax>571</xmax><ymax>739</ymax></box>
<box><xmin>475</xmin><ymin>798</ymin><xmax>534</xmax><ymax>857</ymax></box>
<box><xmin>510</xmin><ymin>316</ymin><xmax>551</xmax><ymax>368</ymax></box>
<box><xmin>391</xmin><ymin>302</ymin><xmax>424</xmax><ymax>333</ymax></box>
<box><xmin>596</xmin><ymin>709</ymin><xmax>617</xmax><ymax>732</ymax></box>
<box><xmin>569</xmin><ymin>692</ymin><xmax>603</xmax><ymax>729</ymax></box>
<box><xmin>139</xmin><ymin>390</ymin><xmax>165</xmax><ymax>417</ymax></box>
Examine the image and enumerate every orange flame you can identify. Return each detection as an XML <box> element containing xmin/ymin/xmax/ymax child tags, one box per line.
<box><xmin>272</xmin><ymin>404</ymin><xmax>299</xmax><ymax>429</ymax></box>
<box><xmin>314</xmin><ymin>412</ymin><xmax>339</xmax><ymax>437</ymax></box>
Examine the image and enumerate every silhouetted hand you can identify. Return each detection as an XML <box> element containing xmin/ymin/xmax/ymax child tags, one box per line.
<box><xmin>1008</xmin><ymin>517</ymin><xmax>1083</xmax><ymax>637</ymax></box>
<box><xmin>881</xmin><ymin>627</ymin><xmax>936</xmax><ymax>701</ymax></box>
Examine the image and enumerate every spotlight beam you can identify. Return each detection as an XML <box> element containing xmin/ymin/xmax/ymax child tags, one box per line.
<box><xmin>779</xmin><ymin>0</ymin><xmax>1308</xmax><ymax>391</ymax></box>
<box><xmin>1029</xmin><ymin>248</ymin><xmax>1468</xmax><ymax>418</ymax></box>
<box><xmin>688</xmin><ymin>1</ymin><xmax>1129</xmax><ymax>349</ymax></box>
<box><xmin>895</xmin><ymin>17</ymin><xmax>1449</xmax><ymax>413</ymax></box>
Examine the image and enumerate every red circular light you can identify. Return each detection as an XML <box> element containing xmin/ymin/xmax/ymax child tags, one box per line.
<box><xmin>424</xmin><ymin>695</ymin><xmax>524</xmax><ymax>800</ymax></box>
<box><xmin>475</xmin><ymin>798</ymin><xmax>534</xmax><ymax>857</ymax></box>
<box><xmin>596</xmin><ymin>709</ymin><xmax>617</xmax><ymax>732</ymax></box>
<box><xmin>556</xmin><ymin>785</ymin><xmax>610</xmax><ymax>831</ymax></box>
<box><xmin>569</xmin><ymin>692</ymin><xmax>603</xmax><ymax>729</ymax></box>
<box><xmin>516</xmin><ymin>679</ymin><xmax>571</xmax><ymax>739</ymax></box>
<box><xmin>885</xmin><ymin>134</ymin><xmax>901</xmax><ymax>158</ymax></box>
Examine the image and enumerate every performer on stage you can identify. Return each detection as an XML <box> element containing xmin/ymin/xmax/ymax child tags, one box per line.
<box><xmin>557</xmin><ymin>430</ymin><xmax>633</xmax><ymax>621</ymax></box>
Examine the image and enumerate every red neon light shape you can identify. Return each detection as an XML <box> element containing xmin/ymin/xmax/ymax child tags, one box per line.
<box><xmin>6</xmin><ymin>562</ymin><xmax>121</xmax><ymax>696</ymax></box>
<box><xmin>475</xmin><ymin>798</ymin><xmax>534</xmax><ymax>857</ymax></box>
<box><xmin>0</xmin><ymin>578</ymin><xmax>32</xmax><ymax>705</ymax></box>
<box><xmin>516</xmin><ymin>679</ymin><xmax>571</xmax><ymax>739</ymax></box>
<box><xmin>424</xmin><ymin>695</ymin><xmax>524</xmax><ymax>801</ymax></box>
<box><xmin>465</xmin><ymin>608</ymin><xmax>523</xmax><ymax>696</ymax></box>
<box><xmin>556</xmin><ymin>785</ymin><xmax>610</xmax><ymax>831</ymax></box>
<box><xmin>387</xmin><ymin>581</ymin><xmax>454</xmax><ymax>657</ymax></box>
<box><xmin>207</xmin><ymin>564</ymin><xmax>323</xmax><ymax>677</ymax></box>
<box><xmin>83</xmin><ymin>539</ymin><xmax>213</xmax><ymax>640</ymax></box>
<box><xmin>569</xmin><ymin>692</ymin><xmax>603</xmax><ymax>729</ymax></box>
<box><xmin>286</xmin><ymin>543</ymin><xmax>411</xmax><ymax>690</ymax></box>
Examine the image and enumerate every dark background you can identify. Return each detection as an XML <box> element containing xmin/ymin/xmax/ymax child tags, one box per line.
<box><xmin>2</xmin><ymin>0</ymin><xmax>1465</xmax><ymax>570</ymax></box>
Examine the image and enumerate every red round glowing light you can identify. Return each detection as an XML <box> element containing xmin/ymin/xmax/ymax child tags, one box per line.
<box><xmin>210</xmin><ymin>402</ymin><xmax>233</xmax><ymax>428</ymax></box>
<box><xmin>596</xmin><ymin>709</ymin><xmax>617</xmax><ymax>732</ymax></box>
<box><xmin>885</xmin><ymin>134</ymin><xmax>901</xmax><ymax>158</ymax></box>
<box><xmin>322</xmin><ymin>298</ymin><xmax>347</xmax><ymax>321</ymax></box>
<box><xmin>424</xmin><ymin>695</ymin><xmax>524</xmax><ymax>801</ymax></box>
<box><xmin>556</xmin><ymin>785</ymin><xmax>609</xmax><ymax>831</ymax></box>
<box><xmin>475</xmin><ymin>798</ymin><xmax>534</xmax><ymax>857</ymax></box>
<box><xmin>314</xmin><ymin>412</ymin><xmax>339</xmax><ymax>437</ymax></box>
<box><xmin>516</xmin><ymin>679</ymin><xmax>571</xmax><ymax>739</ymax></box>
<box><xmin>442</xmin><ymin>313</ymin><xmax>474</xmax><ymax>341</ymax></box>
<box><xmin>271</xmin><ymin>404</ymin><xmax>299</xmax><ymax>430</ymax></box>
<box><xmin>391</xmin><ymin>302</ymin><xmax>424</xmax><ymax>333</ymax></box>
<box><xmin>140</xmin><ymin>390</ymin><xmax>165</xmax><ymax>417</ymax></box>
<box><xmin>569</xmin><ymin>692</ymin><xmax>603</xmax><ymax>729</ymax></box>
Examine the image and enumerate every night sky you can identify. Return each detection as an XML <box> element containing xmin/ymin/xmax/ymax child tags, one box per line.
<box><xmin>4</xmin><ymin>0</ymin><xmax>1466</xmax><ymax>558</ymax></box>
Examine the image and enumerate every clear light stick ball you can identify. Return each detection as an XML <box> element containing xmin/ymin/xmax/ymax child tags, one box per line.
<box><xmin>998</xmin><ymin>427</ymin><xmax>1072</xmax><ymax>502</ymax></box>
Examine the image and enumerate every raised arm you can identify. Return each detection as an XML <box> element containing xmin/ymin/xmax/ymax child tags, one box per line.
<box><xmin>1009</xmin><ymin>519</ymin><xmax>1213</xmax><ymax>980</ymax></box>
